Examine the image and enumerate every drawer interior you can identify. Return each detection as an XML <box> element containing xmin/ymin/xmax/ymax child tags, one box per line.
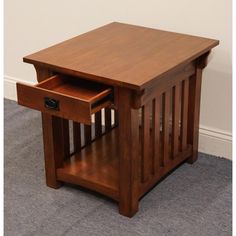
<box><xmin>36</xmin><ymin>74</ymin><xmax>113</xmax><ymax>105</ymax></box>
<box><xmin>17</xmin><ymin>74</ymin><xmax>114</xmax><ymax>124</ymax></box>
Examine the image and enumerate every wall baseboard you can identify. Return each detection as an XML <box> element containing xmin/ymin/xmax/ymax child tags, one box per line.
<box><xmin>4</xmin><ymin>75</ymin><xmax>34</xmax><ymax>101</ymax></box>
<box><xmin>4</xmin><ymin>76</ymin><xmax>18</xmax><ymax>101</ymax></box>
<box><xmin>198</xmin><ymin>126</ymin><xmax>232</xmax><ymax>160</ymax></box>
<box><xmin>4</xmin><ymin>75</ymin><xmax>232</xmax><ymax>160</ymax></box>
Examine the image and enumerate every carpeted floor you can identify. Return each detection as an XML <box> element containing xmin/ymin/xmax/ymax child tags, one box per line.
<box><xmin>4</xmin><ymin>99</ymin><xmax>232</xmax><ymax>236</ymax></box>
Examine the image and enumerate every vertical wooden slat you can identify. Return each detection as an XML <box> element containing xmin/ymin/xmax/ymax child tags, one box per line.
<box><xmin>114</xmin><ymin>87</ymin><xmax>119</xmax><ymax>128</ymax></box>
<box><xmin>62</xmin><ymin>119</ymin><xmax>70</xmax><ymax>159</ymax></box>
<box><xmin>162</xmin><ymin>90</ymin><xmax>171</xmax><ymax>166</ymax></box>
<box><xmin>141</xmin><ymin>103</ymin><xmax>151</xmax><ymax>182</ymax></box>
<box><xmin>84</xmin><ymin>125</ymin><xmax>92</xmax><ymax>145</ymax></box>
<box><xmin>172</xmin><ymin>84</ymin><xmax>180</xmax><ymax>158</ymax></box>
<box><xmin>180</xmin><ymin>78</ymin><xmax>189</xmax><ymax>151</ymax></box>
<box><xmin>95</xmin><ymin>111</ymin><xmax>102</xmax><ymax>138</ymax></box>
<box><xmin>73</xmin><ymin>122</ymin><xmax>81</xmax><ymax>152</ymax></box>
<box><xmin>114</xmin><ymin>109</ymin><xmax>119</xmax><ymax>126</ymax></box>
<box><xmin>152</xmin><ymin>97</ymin><xmax>161</xmax><ymax>174</ymax></box>
<box><xmin>105</xmin><ymin>108</ymin><xmax>112</xmax><ymax>132</ymax></box>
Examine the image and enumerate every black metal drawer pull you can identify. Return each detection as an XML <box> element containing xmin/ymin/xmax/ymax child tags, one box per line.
<box><xmin>44</xmin><ymin>97</ymin><xmax>59</xmax><ymax>110</ymax></box>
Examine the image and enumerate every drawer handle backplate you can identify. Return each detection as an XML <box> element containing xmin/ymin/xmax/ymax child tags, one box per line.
<box><xmin>44</xmin><ymin>97</ymin><xmax>60</xmax><ymax>111</ymax></box>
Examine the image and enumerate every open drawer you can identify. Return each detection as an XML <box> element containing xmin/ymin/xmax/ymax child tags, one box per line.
<box><xmin>17</xmin><ymin>75</ymin><xmax>113</xmax><ymax>125</ymax></box>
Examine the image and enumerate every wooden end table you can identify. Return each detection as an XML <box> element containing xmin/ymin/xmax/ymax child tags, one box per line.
<box><xmin>17</xmin><ymin>22</ymin><xmax>218</xmax><ymax>217</ymax></box>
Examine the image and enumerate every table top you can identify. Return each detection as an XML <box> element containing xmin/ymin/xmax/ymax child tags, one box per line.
<box><xmin>24</xmin><ymin>22</ymin><xmax>219</xmax><ymax>90</ymax></box>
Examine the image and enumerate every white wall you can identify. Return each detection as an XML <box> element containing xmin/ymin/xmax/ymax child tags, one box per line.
<box><xmin>4</xmin><ymin>0</ymin><xmax>232</xmax><ymax>159</ymax></box>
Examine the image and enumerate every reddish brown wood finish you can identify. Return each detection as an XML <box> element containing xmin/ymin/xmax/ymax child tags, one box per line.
<box><xmin>180</xmin><ymin>78</ymin><xmax>189</xmax><ymax>151</ymax></box>
<box><xmin>17</xmin><ymin>23</ymin><xmax>218</xmax><ymax>218</ymax></box>
<box><xmin>137</xmin><ymin>62</ymin><xmax>195</xmax><ymax>109</ymax></box>
<box><xmin>162</xmin><ymin>91</ymin><xmax>171</xmax><ymax>165</ymax></box>
<box><xmin>95</xmin><ymin>111</ymin><xmax>102</xmax><ymax>138</ymax></box>
<box><xmin>62</xmin><ymin>119</ymin><xmax>70</xmax><ymax>159</ymax></box>
<box><xmin>152</xmin><ymin>97</ymin><xmax>161</xmax><ymax>174</ymax></box>
<box><xmin>141</xmin><ymin>103</ymin><xmax>151</xmax><ymax>182</ymax></box>
<box><xmin>114</xmin><ymin>109</ymin><xmax>119</xmax><ymax>126</ymax></box>
<box><xmin>118</xmin><ymin>88</ymin><xmax>139</xmax><ymax>217</ymax></box>
<box><xmin>139</xmin><ymin>146</ymin><xmax>193</xmax><ymax>198</ymax></box>
<box><xmin>187</xmin><ymin>60</ymin><xmax>205</xmax><ymax>163</ymax></box>
<box><xmin>24</xmin><ymin>22</ymin><xmax>218</xmax><ymax>90</ymax></box>
<box><xmin>172</xmin><ymin>84</ymin><xmax>180</xmax><ymax>157</ymax></box>
<box><xmin>34</xmin><ymin>67</ymin><xmax>67</xmax><ymax>188</ymax></box>
<box><xmin>34</xmin><ymin>66</ymin><xmax>52</xmax><ymax>82</ymax></box>
<box><xmin>73</xmin><ymin>122</ymin><xmax>81</xmax><ymax>152</ymax></box>
<box><xmin>57</xmin><ymin>129</ymin><xmax>119</xmax><ymax>201</ymax></box>
<box><xmin>105</xmin><ymin>108</ymin><xmax>112</xmax><ymax>132</ymax></box>
<box><xmin>17</xmin><ymin>75</ymin><xmax>112</xmax><ymax>125</ymax></box>
<box><xmin>84</xmin><ymin>125</ymin><xmax>92</xmax><ymax>145</ymax></box>
<box><xmin>41</xmin><ymin>114</ymin><xmax>64</xmax><ymax>188</ymax></box>
<box><xmin>56</xmin><ymin>126</ymin><xmax>192</xmax><ymax>202</ymax></box>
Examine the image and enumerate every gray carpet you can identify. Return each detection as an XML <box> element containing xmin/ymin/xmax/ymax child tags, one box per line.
<box><xmin>4</xmin><ymin>99</ymin><xmax>232</xmax><ymax>236</ymax></box>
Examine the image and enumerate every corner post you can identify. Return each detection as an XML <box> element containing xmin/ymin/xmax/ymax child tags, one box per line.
<box><xmin>118</xmin><ymin>88</ymin><xmax>140</xmax><ymax>217</ymax></box>
<box><xmin>187</xmin><ymin>52</ymin><xmax>210</xmax><ymax>164</ymax></box>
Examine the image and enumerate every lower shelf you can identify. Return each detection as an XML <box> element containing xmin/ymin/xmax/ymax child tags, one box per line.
<box><xmin>56</xmin><ymin>126</ymin><xmax>192</xmax><ymax>202</ymax></box>
<box><xmin>57</xmin><ymin>128</ymin><xmax>119</xmax><ymax>201</ymax></box>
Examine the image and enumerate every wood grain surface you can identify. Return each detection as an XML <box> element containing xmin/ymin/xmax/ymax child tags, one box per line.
<box><xmin>24</xmin><ymin>22</ymin><xmax>218</xmax><ymax>90</ymax></box>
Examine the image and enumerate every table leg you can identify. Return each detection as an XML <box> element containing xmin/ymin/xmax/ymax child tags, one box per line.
<box><xmin>34</xmin><ymin>66</ymin><xmax>70</xmax><ymax>184</ymax></box>
<box><xmin>118</xmin><ymin>88</ymin><xmax>139</xmax><ymax>217</ymax></box>
<box><xmin>187</xmin><ymin>67</ymin><xmax>203</xmax><ymax>164</ymax></box>
<box><xmin>41</xmin><ymin>114</ymin><xmax>66</xmax><ymax>188</ymax></box>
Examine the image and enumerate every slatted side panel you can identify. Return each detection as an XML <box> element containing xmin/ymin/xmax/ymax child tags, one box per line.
<box><xmin>139</xmin><ymin>78</ymin><xmax>190</xmax><ymax>184</ymax></box>
<box><xmin>140</xmin><ymin>96</ymin><xmax>162</xmax><ymax>182</ymax></box>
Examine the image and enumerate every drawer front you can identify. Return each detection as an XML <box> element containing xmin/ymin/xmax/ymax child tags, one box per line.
<box><xmin>17</xmin><ymin>83</ymin><xmax>92</xmax><ymax>124</ymax></box>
